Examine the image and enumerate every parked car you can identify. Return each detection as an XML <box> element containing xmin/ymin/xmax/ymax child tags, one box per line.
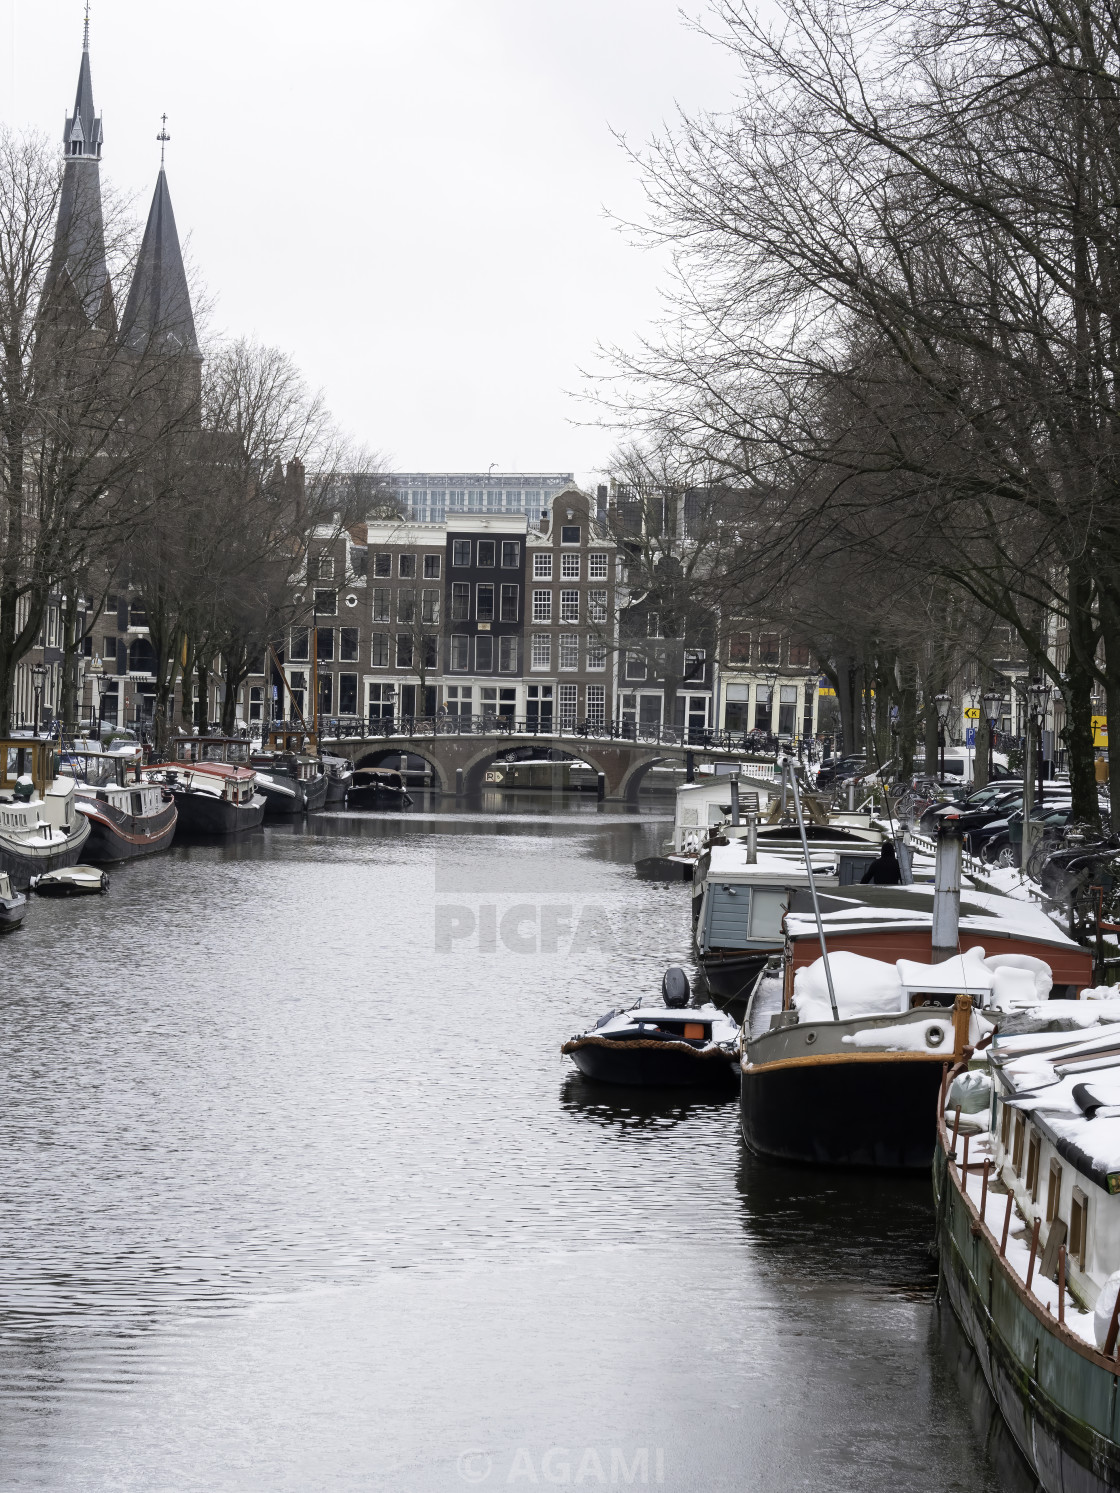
<box><xmin>919</xmin><ymin>785</ymin><xmax>1023</xmax><ymax>836</ymax></box>
<box><xmin>815</xmin><ymin>754</ymin><xmax>866</xmax><ymax>788</ymax></box>
<box><xmin>980</xmin><ymin>804</ymin><xmax>1075</xmax><ymax>867</ymax></box>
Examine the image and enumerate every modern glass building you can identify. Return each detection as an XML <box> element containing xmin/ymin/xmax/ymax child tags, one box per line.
<box><xmin>388</xmin><ymin>473</ymin><xmax>575</xmax><ymax>527</ymax></box>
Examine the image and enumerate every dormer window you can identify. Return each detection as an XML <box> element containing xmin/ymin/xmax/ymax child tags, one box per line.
<box><xmin>70</xmin><ymin>141</ymin><xmax>82</xmax><ymax>156</ymax></box>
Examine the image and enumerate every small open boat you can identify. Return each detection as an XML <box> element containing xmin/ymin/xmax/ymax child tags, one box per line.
<box><xmin>0</xmin><ymin>870</ymin><xmax>28</xmax><ymax>930</ymax></box>
<box><xmin>32</xmin><ymin>864</ymin><xmax>109</xmax><ymax>896</ymax></box>
<box><xmin>562</xmin><ymin>967</ymin><xmax>739</xmax><ymax>1088</ymax></box>
<box><xmin>347</xmin><ymin>767</ymin><xmax>412</xmax><ymax>811</ymax></box>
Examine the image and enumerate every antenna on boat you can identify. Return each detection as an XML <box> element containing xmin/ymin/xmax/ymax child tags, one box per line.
<box><xmin>785</xmin><ymin>759</ymin><xmax>839</xmax><ymax>1020</ymax></box>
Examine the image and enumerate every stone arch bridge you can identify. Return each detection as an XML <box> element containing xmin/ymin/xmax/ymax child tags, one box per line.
<box><xmin>325</xmin><ymin>721</ymin><xmax>769</xmax><ymax>802</ymax></box>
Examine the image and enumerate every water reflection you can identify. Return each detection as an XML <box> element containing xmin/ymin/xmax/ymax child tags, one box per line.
<box><xmin>0</xmin><ymin>802</ymin><xmax>1035</xmax><ymax>1491</ymax></box>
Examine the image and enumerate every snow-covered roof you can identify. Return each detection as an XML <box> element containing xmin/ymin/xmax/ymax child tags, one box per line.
<box><xmin>786</xmin><ymin>883</ymin><xmax>1081</xmax><ymax>949</ymax></box>
<box><xmin>706</xmin><ymin>843</ymin><xmax>814</xmax><ymax>885</ymax></box>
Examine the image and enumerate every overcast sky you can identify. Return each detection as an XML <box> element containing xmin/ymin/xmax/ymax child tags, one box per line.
<box><xmin>0</xmin><ymin>2</ymin><xmax>741</xmax><ymax>486</ymax></box>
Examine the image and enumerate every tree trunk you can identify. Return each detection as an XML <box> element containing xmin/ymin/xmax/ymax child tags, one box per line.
<box><xmin>897</xmin><ymin>663</ymin><xmax>918</xmax><ymax>780</ymax></box>
<box><xmin>1101</xmin><ymin>585</ymin><xmax>1120</xmax><ymax>832</ymax></box>
<box><xmin>837</xmin><ymin>654</ymin><xmax>861</xmax><ymax>755</ymax></box>
<box><xmin>1064</xmin><ymin>565</ymin><xmax>1101</xmax><ymax>830</ymax></box>
<box><xmin>974</xmin><ymin>711</ymin><xmax>989</xmax><ymax>790</ymax></box>
<box><xmin>195</xmin><ymin>656</ymin><xmax>209</xmax><ymax>732</ymax></box>
<box><xmin>924</xmin><ymin>695</ymin><xmax>939</xmax><ymax>776</ymax></box>
<box><xmin>59</xmin><ymin>589</ymin><xmax>83</xmax><ymax>739</ymax></box>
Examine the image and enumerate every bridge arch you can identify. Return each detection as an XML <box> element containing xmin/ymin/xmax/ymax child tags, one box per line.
<box><xmin>354</xmin><ymin>745</ymin><xmax>449</xmax><ymax>792</ymax></box>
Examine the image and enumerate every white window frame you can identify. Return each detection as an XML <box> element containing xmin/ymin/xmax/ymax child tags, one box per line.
<box><xmin>588</xmin><ymin>553</ymin><xmax>608</xmax><ymax>579</ymax></box>
<box><xmin>559</xmin><ymin>634</ymin><xmax>579</xmax><ymax>670</ymax></box>
<box><xmin>532</xmin><ymin>589</ymin><xmax>552</xmax><ymax>623</ymax></box>
<box><xmin>530</xmin><ymin>633</ymin><xmax>551</xmax><ymax>671</ymax></box>
<box><xmin>560</xmin><ymin>590</ymin><xmax>579</xmax><ymax>622</ymax></box>
<box><xmin>561</xmin><ymin>553</ymin><xmax>580</xmax><ymax>579</ymax></box>
<box><xmin>533</xmin><ymin>553</ymin><xmax>553</xmax><ymax>580</ymax></box>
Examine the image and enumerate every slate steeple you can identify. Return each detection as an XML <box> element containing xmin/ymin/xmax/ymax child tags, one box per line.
<box><xmin>48</xmin><ymin>7</ymin><xmax>113</xmax><ymax>327</ymax></box>
<box><xmin>121</xmin><ymin>133</ymin><xmax>200</xmax><ymax>361</ymax></box>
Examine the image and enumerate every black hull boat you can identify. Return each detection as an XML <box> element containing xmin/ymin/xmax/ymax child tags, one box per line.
<box><xmin>562</xmin><ymin>966</ymin><xmax>738</xmax><ymax>1090</ymax></box>
<box><xmin>740</xmin><ymin>1040</ymin><xmax>948</xmax><ymax>1169</ymax></box>
<box><xmin>323</xmin><ymin>755</ymin><xmax>354</xmax><ymax>805</ymax></box>
<box><xmin>76</xmin><ymin>790</ymin><xmax>177</xmax><ymax>863</ymax></box>
<box><xmin>174</xmin><ymin>789</ymin><xmax>265</xmax><ymax>836</ymax></box>
<box><xmin>347</xmin><ymin>767</ymin><xmax>412</xmax><ymax>811</ymax></box>
<box><xmin>700</xmin><ymin>949</ymin><xmax>769</xmax><ymax>1011</ymax></box>
<box><xmin>250</xmin><ymin>752</ymin><xmax>328</xmax><ymax>816</ymax></box>
<box><xmin>148</xmin><ymin>761</ymin><xmax>266</xmax><ymax>838</ymax></box>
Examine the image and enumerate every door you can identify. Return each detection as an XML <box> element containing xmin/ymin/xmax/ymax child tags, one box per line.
<box><xmin>527</xmin><ymin>684</ymin><xmax>553</xmax><ymax>730</ymax></box>
<box><xmin>559</xmin><ymin>684</ymin><xmax>578</xmax><ymax>730</ymax></box>
<box><xmin>399</xmin><ymin>684</ymin><xmax>416</xmax><ymax>718</ymax></box>
<box><xmin>638</xmin><ymin>694</ymin><xmax>662</xmax><ymax>735</ymax></box>
<box><xmin>687</xmin><ymin>695</ymin><xmax>708</xmax><ymax>741</ymax></box>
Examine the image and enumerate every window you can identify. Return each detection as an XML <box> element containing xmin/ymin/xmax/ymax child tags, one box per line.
<box><xmin>625</xmin><ymin>652</ymin><xmax>647</xmax><ymax>681</ymax></box>
<box><xmin>588</xmin><ymin>590</ymin><xmax>608</xmax><ymax>623</ymax></box>
<box><xmin>340</xmin><ymin>627</ymin><xmax>359</xmax><ymax>662</ymax></box>
<box><xmin>789</xmin><ymin>642</ymin><xmax>811</xmax><ymax>667</ymax></box>
<box><xmin>421</xmin><ymin>635</ymin><xmax>438</xmax><ymax>669</ymax></box>
<box><xmin>502</xmin><ymin>540</ymin><xmax>520</xmax><ymax>568</ymax></box>
<box><xmin>499</xmin><ymin>636</ymin><xmax>518</xmax><ymax>673</ymax></box>
<box><xmin>451</xmin><ymin>583</ymin><xmax>470</xmax><ymax>621</ymax></box>
<box><xmin>1012</xmin><ymin>1114</ymin><xmax>1025</xmax><ymax>1175</ymax></box>
<box><xmin>371</xmin><ymin>633</ymin><xmax>389</xmax><ymax>667</ymax></box>
<box><xmin>476</xmin><ymin>635</ymin><xmax>494</xmax><ymax>671</ymax></box>
<box><xmin>759</xmin><ymin>633</ymin><xmax>780</xmax><ymax>665</ymax></box>
<box><xmin>445</xmin><ymin>684</ymin><xmax>473</xmax><ymax>717</ymax></box>
<box><xmin>374</xmin><ymin>552</ymin><xmax>392</xmax><ymax>577</ymax></box>
<box><xmin>779</xmin><ymin>684</ymin><xmax>798</xmax><ymax>735</ymax></box>
<box><xmin>249</xmin><ymin>685</ymin><xmax>263</xmax><ymax>723</ymax></box>
<box><xmin>646</xmin><ymin>612</ymin><xmax>661</xmax><ymax>638</ymax></box>
<box><xmin>451</xmin><ymin>635</ymin><xmax>470</xmax><ymax>671</ymax></box>
<box><xmin>533</xmin><ymin>553</ymin><xmax>553</xmax><ymax>580</ymax></box>
<box><xmin>561</xmin><ymin>553</ymin><xmax>580</xmax><ymax>579</ymax></box>
<box><xmin>1027</xmin><ymin>1131</ymin><xmax>1041</xmax><ymax>1200</ymax></box>
<box><xmin>317</xmin><ymin>553</ymin><xmax>334</xmax><ymax>579</ymax></box>
<box><xmin>532</xmin><ymin>590</ymin><xmax>552</xmax><ymax>623</ymax></box>
<box><xmin>316</xmin><ymin>627</ymin><xmax>334</xmax><ymax>662</ymax></box>
<box><xmin>396</xmin><ymin>635</ymin><xmax>413</xmax><ymax>669</ymax></box>
<box><xmin>397</xmin><ymin>589</ymin><xmax>416</xmax><ymax>623</ymax></box>
<box><xmin>372</xmin><ymin>588</ymin><xmax>391</xmax><ymax>622</ymax></box>
<box><xmin>560</xmin><ymin>590</ymin><xmax>579</xmax><ymax>622</ymax></box>
<box><xmin>1071</xmin><ymin>1186</ymin><xmax>1088</xmax><ymax>1270</ymax></box>
<box><xmin>314</xmin><ymin>589</ymin><xmax>337</xmax><ymax>615</ymax></box>
<box><xmin>477</xmin><ymin>540</ymin><xmax>496</xmax><ymax>567</ymax></box>
<box><xmin>1047</xmin><ymin>1159</ymin><xmax>1062</xmax><ymax>1224</ymax></box>
<box><xmin>754</xmin><ymin>684</ymin><xmax>772</xmax><ymax>732</ymax></box>
<box><xmin>500</xmin><ymin>584</ymin><xmax>519</xmax><ymax>622</ymax></box>
<box><xmin>559</xmin><ymin>634</ymin><xmax>579</xmax><ymax>670</ymax></box>
<box><xmin>476</xmin><ymin>584</ymin><xmax>495</xmax><ymax>623</ymax></box>
<box><xmin>368</xmin><ymin>681</ymin><xmax>394</xmax><ymax>718</ymax></box>
<box><xmin>424</xmin><ymin>554</ymin><xmax>442</xmax><ymax>579</ymax></box>
<box><xmin>587</xmin><ymin>640</ymin><xmax>606</xmax><ymax>671</ymax></box>
<box><xmin>398</xmin><ymin>554</ymin><xmax>416</xmax><ymax>579</ymax></box>
<box><xmin>589</xmin><ymin>553</ymin><xmax>608</xmax><ymax>579</ymax></box>
<box><xmin>339</xmin><ymin>673</ymin><xmax>357</xmax><ymax>716</ymax></box>
<box><xmin>1000</xmin><ymin>1101</ymin><xmax>1012</xmax><ymax>1149</ymax></box>
<box><xmin>729</xmin><ymin>632</ymin><xmax>751</xmax><ymax>663</ymax></box>
<box><xmin>290</xmin><ymin>628</ymin><xmax>309</xmax><ymax>662</ymax></box>
<box><xmin>453</xmin><ymin>540</ymin><xmax>471</xmax><ymax>567</ymax></box>
<box><xmin>561</xmin><ymin>524</ymin><xmax>580</xmax><ymax>544</ymax></box>
<box><xmin>288</xmin><ymin>670</ymin><xmax>307</xmax><ymax>715</ymax></box>
<box><xmin>422</xmin><ymin>588</ymin><xmax>440</xmax><ymax>624</ymax></box>
<box><xmin>531</xmin><ymin>634</ymin><xmax>551</xmax><ymax>670</ymax></box>
<box><xmin>684</xmin><ymin>648</ymin><xmax>706</xmax><ymax>680</ymax></box>
<box><xmin>586</xmin><ymin>684</ymin><xmax>605</xmax><ymax>728</ymax></box>
<box><xmin>559</xmin><ymin>683</ymin><xmax>578</xmax><ymax>729</ymax></box>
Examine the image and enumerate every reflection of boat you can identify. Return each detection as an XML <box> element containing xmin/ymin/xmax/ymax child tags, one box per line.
<box><xmin>346</xmin><ymin>767</ymin><xmax>413</xmax><ymax>811</ymax></box>
<box><xmin>935</xmin><ymin>1006</ymin><xmax>1120</xmax><ymax>1493</ymax></box>
<box><xmin>562</xmin><ymin>966</ymin><xmax>738</xmax><ymax>1089</ymax></box>
<box><xmin>323</xmin><ymin>754</ymin><xmax>354</xmax><ymax>805</ymax></box>
<box><xmin>33</xmin><ymin>864</ymin><xmax>109</xmax><ymax>895</ymax></box>
<box><xmin>0</xmin><ymin>741</ymin><xmax>91</xmax><ymax>887</ymax></box>
<box><xmin>63</xmin><ymin>750</ymin><xmax>177</xmax><ymax>862</ymax></box>
<box><xmin>0</xmin><ymin>870</ymin><xmax>27</xmax><ymax>929</ymax></box>
<box><xmin>147</xmin><ymin>762</ymin><xmax>266</xmax><ymax>836</ymax></box>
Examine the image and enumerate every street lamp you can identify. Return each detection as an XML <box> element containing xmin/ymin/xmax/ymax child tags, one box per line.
<box><xmin>1028</xmin><ymin>679</ymin><xmax>1050</xmax><ymax>808</ymax></box>
<box><xmin>88</xmin><ymin>654</ymin><xmax>104</xmax><ymax>742</ymax></box>
<box><xmin>982</xmin><ymin>688</ymin><xmax>1002</xmax><ymax>782</ymax></box>
<box><xmin>933</xmin><ymin>692</ymin><xmax>952</xmax><ymax>780</ymax></box>
<box><xmin>31</xmin><ymin>664</ymin><xmax>47</xmax><ymax>739</ymax></box>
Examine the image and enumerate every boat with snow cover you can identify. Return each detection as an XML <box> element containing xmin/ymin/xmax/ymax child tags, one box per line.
<box><xmin>0</xmin><ymin>740</ymin><xmax>90</xmax><ymax>887</ymax></box>
<box><xmin>64</xmin><ymin>750</ymin><xmax>177</xmax><ymax>862</ymax></box>
<box><xmin>936</xmin><ymin>998</ymin><xmax>1120</xmax><ymax>1491</ymax></box>
<box><xmin>562</xmin><ymin>966</ymin><xmax>739</xmax><ymax>1088</ymax></box>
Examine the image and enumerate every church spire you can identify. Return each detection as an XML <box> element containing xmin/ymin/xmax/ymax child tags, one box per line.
<box><xmin>47</xmin><ymin>7</ymin><xmax>112</xmax><ymax>327</ymax></box>
<box><xmin>121</xmin><ymin>127</ymin><xmax>200</xmax><ymax>362</ymax></box>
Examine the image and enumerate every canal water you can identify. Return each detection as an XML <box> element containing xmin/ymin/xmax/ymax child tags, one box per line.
<box><xmin>0</xmin><ymin>797</ymin><xmax>1033</xmax><ymax>1491</ymax></box>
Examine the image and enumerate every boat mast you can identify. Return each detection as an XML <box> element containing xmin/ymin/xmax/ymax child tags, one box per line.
<box><xmin>785</xmin><ymin>759</ymin><xmax>838</xmax><ymax>1019</ymax></box>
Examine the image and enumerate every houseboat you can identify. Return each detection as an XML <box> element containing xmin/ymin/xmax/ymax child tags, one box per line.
<box><xmin>249</xmin><ymin>728</ymin><xmax>327</xmax><ymax>817</ymax></box>
<box><xmin>0</xmin><ymin>870</ymin><xmax>27</xmax><ymax>930</ymax></box>
<box><xmin>322</xmin><ymin>754</ymin><xmax>354</xmax><ymax>805</ymax></box>
<box><xmin>63</xmin><ymin>750</ymin><xmax>178</xmax><ymax>862</ymax></box>
<box><xmin>936</xmin><ymin>1008</ymin><xmax>1120</xmax><ymax>1491</ymax></box>
<box><xmin>0</xmin><ymin>740</ymin><xmax>91</xmax><ymax>887</ymax></box>
<box><xmin>147</xmin><ymin>761</ymin><xmax>265</xmax><ymax>836</ymax></box>
<box><xmin>739</xmin><ymin>831</ymin><xmax>1094</xmax><ymax>1170</ymax></box>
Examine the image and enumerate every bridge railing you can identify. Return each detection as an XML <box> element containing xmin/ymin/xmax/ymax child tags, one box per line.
<box><xmin>271</xmin><ymin>713</ymin><xmax>803</xmax><ymax>759</ymax></box>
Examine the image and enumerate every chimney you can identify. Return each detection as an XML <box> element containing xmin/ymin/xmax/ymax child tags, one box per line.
<box><xmin>745</xmin><ymin>812</ymin><xmax>758</xmax><ymax>864</ymax></box>
<box><xmin>931</xmin><ymin>820</ymin><xmax>963</xmax><ymax>963</ymax></box>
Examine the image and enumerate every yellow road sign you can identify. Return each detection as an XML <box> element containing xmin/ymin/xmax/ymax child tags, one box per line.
<box><xmin>964</xmin><ymin>707</ymin><xmax>980</xmax><ymax>719</ymax></box>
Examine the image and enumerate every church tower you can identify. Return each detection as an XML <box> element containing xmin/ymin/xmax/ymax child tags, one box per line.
<box><xmin>121</xmin><ymin>121</ymin><xmax>202</xmax><ymax>410</ymax></box>
<box><xmin>47</xmin><ymin>9</ymin><xmax>113</xmax><ymax>328</ymax></box>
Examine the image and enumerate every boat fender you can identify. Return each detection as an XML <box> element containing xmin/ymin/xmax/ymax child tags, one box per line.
<box><xmin>662</xmin><ymin>966</ymin><xmax>690</xmax><ymax>1008</ymax></box>
<box><xmin>947</xmin><ymin>1070</ymin><xmax>991</xmax><ymax>1114</ymax></box>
